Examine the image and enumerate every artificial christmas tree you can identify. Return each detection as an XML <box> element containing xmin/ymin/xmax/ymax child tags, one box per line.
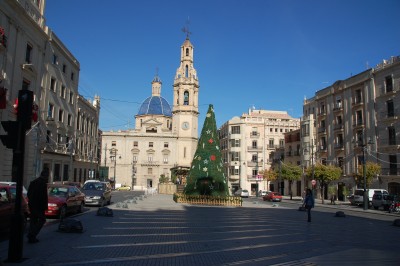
<box><xmin>184</xmin><ymin>104</ymin><xmax>229</xmax><ymax>196</ymax></box>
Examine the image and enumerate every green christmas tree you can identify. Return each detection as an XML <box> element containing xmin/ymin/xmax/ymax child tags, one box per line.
<box><xmin>184</xmin><ymin>104</ymin><xmax>229</xmax><ymax>196</ymax></box>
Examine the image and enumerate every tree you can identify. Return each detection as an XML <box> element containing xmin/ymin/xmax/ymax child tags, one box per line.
<box><xmin>159</xmin><ymin>174</ymin><xmax>169</xmax><ymax>184</ymax></box>
<box><xmin>305</xmin><ymin>164</ymin><xmax>342</xmax><ymax>204</ymax></box>
<box><xmin>280</xmin><ymin>163</ymin><xmax>302</xmax><ymax>200</ymax></box>
<box><xmin>184</xmin><ymin>105</ymin><xmax>229</xmax><ymax>196</ymax></box>
<box><xmin>353</xmin><ymin>161</ymin><xmax>381</xmax><ymax>188</ymax></box>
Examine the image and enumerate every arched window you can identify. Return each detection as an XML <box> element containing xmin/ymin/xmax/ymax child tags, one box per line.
<box><xmin>186</xmin><ymin>48</ymin><xmax>189</xmax><ymax>56</ymax></box>
<box><xmin>167</xmin><ymin>120</ymin><xmax>170</xmax><ymax>128</ymax></box>
<box><xmin>176</xmin><ymin>92</ymin><xmax>179</xmax><ymax>104</ymax></box>
<box><xmin>184</xmin><ymin>91</ymin><xmax>189</xmax><ymax>105</ymax></box>
<box><xmin>185</xmin><ymin>65</ymin><xmax>189</xmax><ymax>78</ymax></box>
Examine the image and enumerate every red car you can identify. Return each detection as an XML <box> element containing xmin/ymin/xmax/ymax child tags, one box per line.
<box><xmin>0</xmin><ymin>185</ymin><xmax>30</xmax><ymax>232</ymax></box>
<box><xmin>263</xmin><ymin>192</ymin><xmax>282</xmax><ymax>202</ymax></box>
<box><xmin>46</xmin><ymin>184</ymin><xmax>85</xmax><ymax>218</ymax></box>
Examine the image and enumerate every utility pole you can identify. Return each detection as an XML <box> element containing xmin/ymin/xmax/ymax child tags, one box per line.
<box><xmin>0</xmin><ymin>90</ymin><xmax>33</xmax><ymax>262</ymax></box>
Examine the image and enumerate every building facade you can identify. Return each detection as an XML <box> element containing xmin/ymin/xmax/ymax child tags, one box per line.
<box><xmin>101</xmin><ymin>36</ymin><xmax>199</xmax><ymax>189</ymax></box>
<box><xmin>0</xmin><ymin>0</ymin><xmax>100</xmax><ymax>187</ymax></box>
<box><xmin>219</xmin><ymin>108</ymin><xmax>300</xmax><ymax>196</ymax></box>
<box><xmin>301</xmin><ymin>55</ymin><xmax>400</xmax><ymax>199</ymax></box>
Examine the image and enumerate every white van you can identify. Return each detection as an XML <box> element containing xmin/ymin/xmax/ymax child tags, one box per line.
<box><xmin>353</xmin><ymin>189</ymin><xmax>388</xmax><ymax>206</ymax></box>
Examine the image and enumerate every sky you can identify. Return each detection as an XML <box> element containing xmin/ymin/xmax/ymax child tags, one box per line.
<box><xmin>45</xmin><ymin>0</ymin><xmax>400</xmax><ymax>130</ymax></box>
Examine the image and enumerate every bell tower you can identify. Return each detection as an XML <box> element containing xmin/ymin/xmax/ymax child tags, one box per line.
<box><xmin>172</xmin><ymin>29</ymin><xmax>199</xmax><ymax>167</ymax></box>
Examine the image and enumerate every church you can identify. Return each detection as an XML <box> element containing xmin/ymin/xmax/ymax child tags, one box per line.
<box><xmin>101</xmin><ymin>35</ymin><xmax>199</xmax><ymax>189</ymax></box>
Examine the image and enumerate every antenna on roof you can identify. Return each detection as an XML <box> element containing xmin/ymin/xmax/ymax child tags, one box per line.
<box><xmin>181</xmin><ymin>17</ymin><xmax>192</xmax><ymax>39</ymax></box>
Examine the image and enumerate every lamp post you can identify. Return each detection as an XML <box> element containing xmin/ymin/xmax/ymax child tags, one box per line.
<box><xmin>110</xmin><ymin>148</ymin><xmax>118</xmax><ymax>189</ymax></box>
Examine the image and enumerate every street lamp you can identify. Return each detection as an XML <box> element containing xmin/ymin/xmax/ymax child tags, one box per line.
<box><xmin>110</xmin><ymin>148</ymin><xmax>119</xmax><ymax>189</ymax></box>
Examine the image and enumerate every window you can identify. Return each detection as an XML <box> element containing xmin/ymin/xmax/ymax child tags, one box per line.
<box><xmin>69</xmin><ymin>92</ymin><xmax>74</xmax><ymax>104</ymax></box>
<box><xmin>67</xmin><ymin>114</ymin><xmax>72</xmax><ymax>126</ymax></box>
<box><xmin>147</xmin><ymin>168</ymin><xmax>153</xmax><ymax>175</ymax></box>
<box><xmin>387</xmin><ymin>100</ymin><xmax>394</xmax><ymax>117</ymax></box>
<box><xmin>132</xmin><ymin>156</ymin><xmax>138</xmax><ymax>163</ymax></box>
<box><xmin>57</xmin><ymin>133</ymin><xmax>62</xmax><ymax>144</ymax></box>
<box><xmin>50</xmin><ymin>78</ymin><xmax>56</xmax><ymax>92</ymax></box>
<box><xmin>71</xmin><ymin>72</ymin><xmax>74</xmax><ymax>81</ymax></box>
<box><xmin>252</xmin><ymin>140</ymin><xmax>257</xmax><ymax>148</ymax></box>
<box><xmin>186</xmin><ymin>48</ymin><xmax>189</xmax><ymax>56</ymax></box>
<box><xmin>58</xmin><ymin>109</ymin><xmax>63</xmax><ymax>122</ymax></box>
<box><xmin>231</xmin><ymin>126</ymin><xmax>240</xmax><ymax>134</ymax></box>
<box><xmin>47</xmin><ymin>103</ymin><xmax>54</xmax><ymax>119</ymax></box>
<box><xmin>388</xmin><ymin>126</ymin><xmax>396</xmax><ymax>145</ymax></box>
<box><xmin>184</xmin><ymin>91</ymin><xmax>189</xmax><ymax>105</ymax></box>
<box><xmin>230</xmin><ymin>152</ymin><xmax>240</xmax><ymax>161</ymax></box>
<box><xmin>111</xmin><ymin>141</ymin><xmax>116</xmax><ymax>147</ymax></box>
<box><xmin>46</xmin><ymin>130</ymin><xmax>51</xmax><ymax>143</ymax></box>
<box><xmin>25</xmin><ymin>44</ymin><xmax>32</xmax><ymax>63</ymax></box>
<box><xmin>356</xmin><ymin>110</ymin><xmax>363</xmax><ymax>125</ymax></box>
<box><xmin>385</xmin><ymin>76</ymin><xmax>393</xmax><ymax>93</ymax></box>
<box><xmin>163</xmin><ymin>156</ymin><xmax>168</xmax><ymax>163</ymax></box>
<box><xmin>164</xmin><ymin>142</ymin><xmax>169</xmax><ymax>148</ymax></box>
<box><xmin>185</xmin><ymin>65</ymin><xmax>188</xmax><ymax>78</ymax></box>
<box><xmin>133</xmin><ymin>141</ymin><xmax>138</xmax><ymax>147</ymax></box>
<box><xmin>270</xmin><ymin>128</ymin><xmax>273</xmax><ymax>132</ymax></box>
<box><xmin>252</xmin><ymin>154</ymin><xmax>258</xmax><ymax>162</ymax></box>
<box><xmin>335</xmin><ymin>96</ymin><xmax>342</xmax><ymax>109</ymax></box>
<box><xmin>62</xmin><ymin>64</ymin><xmax>66</xmax><ymax>73</ymax></box>
<box><xmin>269</xmin><ymin>138</ymin><xmax>274</xmax><ymax>148</ymax></box>
<box><xmin>279</xmin><ymin>139</ymin><xmax>284</xmax><ymax>147</ymax></box>
<box><xmin>149</xmin><ymin>142</ymin><xmax>153</xmax><ymax>148</ymax></box>
<box><xmin>231</xmin><ymin>139</ymin><xmax>240</xmax><ymax>147</ymax></box>
<box><xmin>280</xmin><ymin>128</ymin><xmax>283</xmax><ymax>132</ymax></box>
<box><xmin>275</xmin><ymin>128</ymin><xmax>277</xmax><ymax>132</ymax></box>
<box><xmin>52</xmin><ymin>54</ymin><xmax>58</xmax><ymax>64</ymax></box>
<box><xmin>61</xmin><ymin>86</ymin><xmax>66</xmax><ymax>98</ymax></box>
<box><xmin>354</xmin><ymin>89</ymin><xmax>362</xmax><ymax>104</ymax></box>
<box><xmin>252</xmin><ymin>169</ymin><xmax>258</xmax><ymax>177</ymax></box>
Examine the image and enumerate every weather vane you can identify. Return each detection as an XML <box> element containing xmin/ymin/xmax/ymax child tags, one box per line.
<box><xmin>181</xmin><ymin>17</ymin><xmax>192</xmax><ymax>39</ymax></box>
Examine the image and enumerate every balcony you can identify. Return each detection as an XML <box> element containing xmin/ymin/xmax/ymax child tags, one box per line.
<box><xmin>380</xmin><ymin>168</ymin><xmax>400</xmax><ymax>176</ymax></box>
<box><xmin>352</xmin><ymin>120</ymin><xmax>364</xmax><ymax>128</ymax></box>
<box><xmin>250</xmin><ymin>132</ymin><xmax>260</xmax><ymax>138</ymax></box>
<box><xmin>334</xmin><ymin>143</ymin><xmax>344</xmax><ymax>150</ymax></box>
<box><xmin>379</xmin><ymin>111</ymin><xmax>398</xmax><ymax>121</ymax></box>
<box><xmin>333</xmin><ymin>104</ymin><xmax>343</xmax><ymax>112</ymax></box>
<box><xmin>334</xmin><ymin>123</ymin><xmax>344</xmax><ymax>131</ymax></box>
<box><xmin>352</xmin><ymin>97</ymin><xmax>363</xmax><ymax>106</ymax></box>
<box><xmin>228</xmin><ymin>175</ymin><xmax>239</xmax><ymax>181</ymax></box>
<box><xmin>247</xmin><ymin>146</ymin><xmax>263</xmax><ymax>151</ymax></box>
<box><xmin>247</xmin><ymin>161</ymin><xmax>258</xmax><ymax>167</ymax></box>
<box><xmin>247</xmin><ymin>175</ymin><xmax>263</xmax><ymax>182</ymax></box>
<box><xmin>141</xmin><ymin>161</ymin><xmax>160</xmax><ymax>166</ymax></box>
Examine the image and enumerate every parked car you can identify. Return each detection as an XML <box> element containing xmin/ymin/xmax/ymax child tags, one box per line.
<box><xmin>46</xmin><ymin>184</ymin><xmax>85</xmax><ymax>218</ymax></box>
<box><xmin>259</xmin><ymin>190</ymin><xmax>270</xmax><ymax>197</ymax></box>
<box><xmin>82</xmin><ymin>181</ymin><xmax>112</xmax><ymax>206</ymax></box>
<box><xmin>0</xmin><ymin>185</ymin><xmax>30</xmax><ymax>232</ymax></box>
<box><xmin>116</xmin><ymin>185</ymin><xmax>131</xmax><ymax>191</ymax></box>
<box><xmin>234</xmin><ymin>189</ymin><xmax>249</xmax><ymax>198</ymax></box>
<box><xmin>372</xmin><ymin>194</ymin><xmax>395</xmax><ymax>210</ymax></box>
<box><xmin>0</xmin><ymin>181</ymin><xmax>28</xmax><ymax>196</ymax></box>
<box><xmin>263</xmin><ymin>192</ymin><xmax>282</xmax><ymax>202</ymax></box>
<box><xmin>353</xmin><ymin>189</ymin><xmax>388</xmax><ymax>207</ymax></box>
<box><xmin>347</xmin><ymin>194</ymin><xmax>355</xmax><ymax>205</ymax></box>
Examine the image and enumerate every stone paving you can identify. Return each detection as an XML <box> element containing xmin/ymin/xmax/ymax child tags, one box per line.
<box><xmin>1</xmin><ymin>193</ymin><xmax>399</xmax><ymax>266</ymax></box>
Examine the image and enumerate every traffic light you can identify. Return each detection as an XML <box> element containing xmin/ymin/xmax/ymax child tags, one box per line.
<box><xmin>17</xmin><ymin>90</ymin><xmax>33</xmax><ymax>130</ymax></box>
<box><xmin>0</xmin><ymin>121</ymin><xmax>18</xmax><ymax>149</ymax></box>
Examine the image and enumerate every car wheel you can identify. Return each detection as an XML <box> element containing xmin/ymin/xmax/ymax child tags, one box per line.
<box><xmin>59</xmin><ymin>205</ymin><xmax>67</xmax><ymax>219</ymax></box>
<box><xmin>78</xmin><ymin>202</ymin><xmax>84</xmax><ymax>213</ymax></box>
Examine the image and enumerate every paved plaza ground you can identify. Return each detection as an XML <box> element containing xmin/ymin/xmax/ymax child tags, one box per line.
<box><xmin>1</xmin><ymin>193</ymin><xmax>399</xmax><ymax>266</ymax></box>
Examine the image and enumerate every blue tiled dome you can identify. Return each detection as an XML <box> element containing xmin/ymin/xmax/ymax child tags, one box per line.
<box><xmin>137</xmin><ymin>96</ymin><xmax>172</xmax><ymax>117</ymax></box>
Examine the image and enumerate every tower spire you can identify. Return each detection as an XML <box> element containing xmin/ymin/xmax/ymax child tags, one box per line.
<box><xmin>181</xmin><ymin>17</ymin><xmax>192</xmax><ymax>40</ymax></box>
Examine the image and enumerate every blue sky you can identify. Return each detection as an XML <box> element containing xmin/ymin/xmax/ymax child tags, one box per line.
<box><xmin>45</xmin><ymin>0</ymin><xmax>400</xmax><ymax>130</ymax></box>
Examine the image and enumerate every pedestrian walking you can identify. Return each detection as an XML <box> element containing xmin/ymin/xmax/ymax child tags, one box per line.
<box><xmin>303</xmin><ymin>188</ymin><xmax>314</xmax><ymax>222</ymax></box>
<box><xmin>27</xmin><ymin>167</ymin><xmax>49</xmax><ymax>243</ymax></box>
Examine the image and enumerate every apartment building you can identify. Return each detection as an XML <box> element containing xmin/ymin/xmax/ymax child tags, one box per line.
<box><xmin>301</xmin><ymin>55</ymin><xmax>400</xmax><ymax>199</ymax></box>
<box><xmin>0</xmin><ymin>0</ymin><xmax>99</xmax><ymax>187</ymax></box>
<box><xmin>219</xmin><ymin>107</ymin><xmax>300</xmax><ymax>196</ymax></box>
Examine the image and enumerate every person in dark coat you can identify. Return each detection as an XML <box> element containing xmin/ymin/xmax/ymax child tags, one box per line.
<box><xmin>303</xmin><ymin>188</ymin><xmax>315</xmax><ymax>222</ymax></box>
<box><xmin>27</xmin><ymin>168</ymin><xmax>49</xmax><ymax>243</ymax></box>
